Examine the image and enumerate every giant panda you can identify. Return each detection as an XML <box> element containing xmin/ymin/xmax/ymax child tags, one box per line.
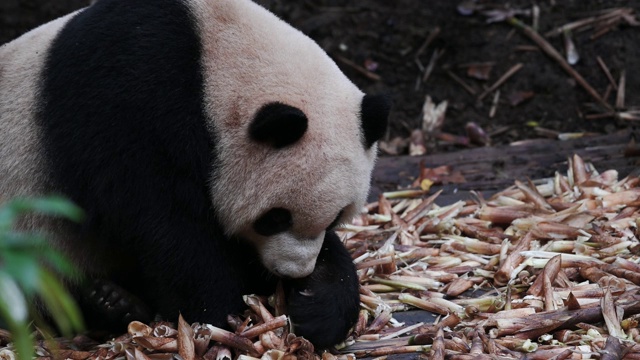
<box><xmin>0</xmin><ymin>0</ymin><xmax>390</xmax><ymax>349</ymax></box>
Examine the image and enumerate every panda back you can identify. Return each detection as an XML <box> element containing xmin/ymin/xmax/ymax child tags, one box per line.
<box><xmin>1</xmin><ymin>0</ymin><xmax>216</xmax><ymax>265</ymax></box>
<box><xmin>0</xmin><ymin>12</ymin><xmax>79</xmax><ymax>202</ymax></box>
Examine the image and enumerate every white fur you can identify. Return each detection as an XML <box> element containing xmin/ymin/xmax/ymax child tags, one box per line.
<box><xmin>0</xmin><ymin>11</ymin><xmax>94</xmax><ymax>274</ymax></box>
<box><xmin>188</xmin><ymin>0</ymin><xmax>378</xmax><ymax>278</ymax></box>
<box><xmin>0</xmin><ymin>13</ymin><xmax>79</xmax><ymax>202</ymax></box>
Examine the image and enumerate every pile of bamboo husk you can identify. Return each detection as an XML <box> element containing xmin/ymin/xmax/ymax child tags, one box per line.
<box><xmin>340</xmin><ymin>154</ymin><xmax>640</xmax><ymax>359</ymax></box>
<box><xmin>1</xmin><ymin>154</ymin><xmax>639</xmax><ymax>360</ymax></box>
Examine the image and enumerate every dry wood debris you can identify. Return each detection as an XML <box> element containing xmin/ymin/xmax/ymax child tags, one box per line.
<box><xmin>1</xmin><ymin>154</ymin><xmax>639</xmax><ymax>359</ymax></box>
<box><xmin>380</xmin><ymin>6</ymin><xmax>640</xmax><ymax>156</ymax></box>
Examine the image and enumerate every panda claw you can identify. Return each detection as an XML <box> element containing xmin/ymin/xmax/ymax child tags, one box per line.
<box><xmin>79</xmin><ymin>279</ymin><xmax>153</xmax><ymax>330</ymax></box>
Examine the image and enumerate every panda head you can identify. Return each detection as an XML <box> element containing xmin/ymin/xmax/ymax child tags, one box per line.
<box><xmin>190</xmin><ymin>0</ymin><xmax>390</xmax><ymax>278</ymax></box>
<box><xmin>235</xmin><ymin>95</ymin><xmax>389</xmax><ymax>278</ymax></box>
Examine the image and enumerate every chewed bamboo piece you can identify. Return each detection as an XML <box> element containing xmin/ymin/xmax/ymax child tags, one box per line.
<box><xmin>341</xmin><ymin>154</ymin><xmax>640</xmax><ymax>358</ymax></box>
<box><xmin>3</xmin><ymin>154</ymin><xmax>640</xmax><ymax>360</ymax></box>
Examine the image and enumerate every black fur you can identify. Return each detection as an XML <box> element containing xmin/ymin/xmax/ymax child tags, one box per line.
<box><xmin>249</xmin><ymin>102</ymin><xmax>308</xmax><ymax>148</ymax></box>
<box><xmin>36</xmin><ymin>0</ymin><xmax>359</xmax><ymax>348</ymax></box>
<box><xmin>253</xmin><ymin>208</ymin><xmax>293</xmax><ymax>237</ymax></box>
<box><xmin>40</xmin><ymin>0</ymin><xmax>268</xmax><ymax>329</ymax></box>
<box><xmin>81</xmin><ymin>279</ymin><xmax>153</xmax><ymax>329</ymax></box>
<box><xmin>361</xmin><ymin>94</ymin><xmax>391</xmax><ymax>148</ymax></box>
<box><xmin>283</xmin><ymin>231</ymin><xmax>360</xmax><ymax>349</ymax></box>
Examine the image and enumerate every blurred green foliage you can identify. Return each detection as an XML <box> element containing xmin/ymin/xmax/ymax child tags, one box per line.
<box><xmin>0</xmin><ymin>196</ymin><xmax>85</xmax><ymax>359</ymax></box>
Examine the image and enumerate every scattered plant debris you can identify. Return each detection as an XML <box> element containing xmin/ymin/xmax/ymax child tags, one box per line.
<box><xmin>1</xmin><ymin>154</ymin><xmax>639</xmax><ymax>359</ymax></box>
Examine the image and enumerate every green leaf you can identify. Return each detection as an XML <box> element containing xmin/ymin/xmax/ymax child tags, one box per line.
<box><xmin>0</xmin><ymin>232</ymin><xmax>45</xmax><ymax>253</ymax></box>
<box><xmin>41</xmin><ymin>248</ymin><xmax>78</xmax><ymax>278</ymax></box>
<box><xmin>30</xmin><ymin>196</ymin><xmax>84</xmax><ymax>222</ymax></box>
<box><xmin>0</xmin><ymin>272</ymin><xmax>33</xmax><ymax>360</ymax></box>
<box><xmin>0</xmin><ymin>196</ymin><xmax>84</xmax><ymax>231</ymax></box>
<box><xmin>35</xmin><ymin>269</ymin><xmax>84</xmax><ymax>336</ymax></box>
<box><xmin>0</xmin><ymin>272</ymin><xmax>28</xmax><ymax>323</ymax></box>
<box><xmin>0</xmin><ymin>233</ymin><xmax>77</xmax><ymax>279</ymax></box>
<box><xmin>0</xmin><ymin>195</ymin><xmax>85</xmax><ymax>359</ymax></box>
<box><xmin>2</xmin><ymin>251</ymin><xmax>40</xmax><ymax>295</ymax></box>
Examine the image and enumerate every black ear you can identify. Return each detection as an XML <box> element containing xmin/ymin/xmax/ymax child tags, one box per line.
<box><xmin>361</xmin><ymin>94</ymin><xmax>391</xmax><ymax>148</ymax></box>
<box><xmin>249</xmin><ymin>103</ymin><xmax>308</xmax><ymax>148</ymax></box>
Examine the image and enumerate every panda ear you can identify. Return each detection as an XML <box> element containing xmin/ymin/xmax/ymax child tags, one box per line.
<box><xmin>361</xmin><ymin>94</ymin><xmax>391</xmax><ymax>148</ymax></box>
<box><xmin>249</xmin><ymin>103</ymin><xmax>308</xmax><ymax>148</ymax></box>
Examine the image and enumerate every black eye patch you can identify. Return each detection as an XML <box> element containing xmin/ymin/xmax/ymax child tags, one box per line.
<box><xmin>254</xmin><ymin>208</ymin><xmax>293</xmax><ymax>236</ymax></box>
<box><xmin>249</xmin><ymin>102</ymin><xmax>308</xmax><ymax>149</ymax></box>
<box><xmin>327</xmin><ymin>208</ymin><xmax>346</xmax><ymax>230</ymax></box>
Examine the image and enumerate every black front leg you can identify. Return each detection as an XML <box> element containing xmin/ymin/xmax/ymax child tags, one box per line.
<box><xmin>283</xmin><ymin>231</ymin><xmax>359</xmax><ymax>349</ymax></box>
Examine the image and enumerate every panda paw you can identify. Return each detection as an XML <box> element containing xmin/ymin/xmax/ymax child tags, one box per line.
<box><xmin>81</xmin><ymin>279</ymin><xmax>153</xmax><ymax>329</ymax></box>
<box><xmin>283</xmin><ymin>231</ymin><xmax>360</xmax><ymax>349</ymax></box>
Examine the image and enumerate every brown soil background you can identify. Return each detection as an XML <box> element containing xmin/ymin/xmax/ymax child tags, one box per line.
<box><xmin>2</xmin><ymin>0</ymin><xmax>639</xmax><ymax>151</ymax></box>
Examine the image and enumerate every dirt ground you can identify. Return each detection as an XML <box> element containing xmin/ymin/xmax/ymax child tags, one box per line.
<box><xmin>2</xmin><ymin>0</ymin><xmax>639</xmax><ymax>154</ymax></box>
<box><xmin>260</xmin><ymin>0</ymin><xmax>640</xmax><ymax>154</ymax></box>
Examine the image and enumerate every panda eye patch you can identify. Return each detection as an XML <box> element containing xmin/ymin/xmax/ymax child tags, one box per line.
<box><xmin>249</xmin><ymin>102</ymin><xmax>308</xmax><ymax>148</ymax></box>
<box><xmin>254</xmin><ymin>208</ymin><xmax>293</xmax><ymax>236</ymax></box>
<box><xmin>327</xmin><ymin>209</ymin><xmax>346</xmax><ymax>230</ymax></box>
